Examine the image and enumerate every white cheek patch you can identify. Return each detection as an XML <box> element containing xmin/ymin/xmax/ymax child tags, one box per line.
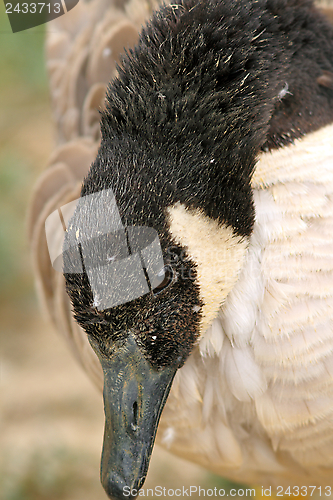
<box><xmin>252</xmin><ymin>123</ymin><xmax>333</xmax><ymax>189</ymax></box>
<box><xmin>166</xmin><ymin>203</ymin><xmax>249</xmax><ymax>335</ymax></box>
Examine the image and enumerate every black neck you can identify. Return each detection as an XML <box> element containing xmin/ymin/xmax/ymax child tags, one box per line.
<box><xmin>84</xmin><ymin>0</ymin><xmax>333</xmax><ymax>237</ymax></box>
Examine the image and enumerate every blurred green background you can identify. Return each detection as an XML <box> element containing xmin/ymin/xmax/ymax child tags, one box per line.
<box><xmin>0</xmin><ymin>3</ymin><xmax>246</xmax><ymax>499</ymax></box>
<box><xmin>0</xmin><ymin>2</ymin><xmax>48</xmax><ymax>305</ymax></box>
<box><xmin>0</xmin><ymin>4</ymin><xmax>111</xmax><ymax>499</ymax></box>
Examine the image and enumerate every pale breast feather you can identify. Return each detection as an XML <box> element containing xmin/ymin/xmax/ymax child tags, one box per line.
<box><xmin>160</xmin><ymin>123</ymin><xmax>333</xmax><ymax>482</ymax></box>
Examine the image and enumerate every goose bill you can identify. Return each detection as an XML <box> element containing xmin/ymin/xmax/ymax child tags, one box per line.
<box><xmin>94</xmin><ymin>334</ymin><xmax>177</xmax><ymax>500</ymax></box>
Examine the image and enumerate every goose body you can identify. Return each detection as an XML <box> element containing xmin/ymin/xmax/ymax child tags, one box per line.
<box><xmin>29</xmin><ymin>0</ymin><xmax>333</xmax><ymax>498</ymax></box>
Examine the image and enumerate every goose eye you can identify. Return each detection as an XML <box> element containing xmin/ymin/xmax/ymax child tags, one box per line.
<box><xmin>153</xmin><ymin>265</ymin><xmax>174</xmax><ymax>295</ymax></box>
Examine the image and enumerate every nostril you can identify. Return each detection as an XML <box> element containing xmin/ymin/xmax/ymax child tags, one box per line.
<box><xmin>131</xmin><ymin>401</ymin><xmax>138</xmax><ymax>431</ymax></box>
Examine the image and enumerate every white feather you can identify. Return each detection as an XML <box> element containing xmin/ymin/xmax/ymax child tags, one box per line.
<box><xmin>202</xmin><ymin>373</ymin><xmax>215</xmax><ymax>424</ymax></box>
<box><xmin>214</xmin><ymin>420</ymin><xmax>243</xmax><ymax>467</ymax></box>
<box><xmin>161</xmin><ymin>427</ymin><xmax>176</xmax><ymax>448</ymax></box>
<box><xmin>199</xmin><ymin>318</ymin><xmax>225</xmax><ymax>357</ymax></box>
<box><xmin>222</xmin><ymin>342</ymin><xmax>267</xmax><ymax>402</ymax></box>
<box><xmin>220</xmin><ymin>244</ymin><xmax>264</xmax><ymax>347</ymax></box>
<box><xmin>176</xmin><ymin>355</ymin><xmax>202</xmax><ymax>404</ymax></box>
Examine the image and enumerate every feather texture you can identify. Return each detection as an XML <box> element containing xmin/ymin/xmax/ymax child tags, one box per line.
<box><xmin>29</xmin><ymin>0</ymin><xmax>333</xmax><ymax>489</ymax></box>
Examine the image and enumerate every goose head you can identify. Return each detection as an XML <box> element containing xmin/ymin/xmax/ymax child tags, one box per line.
<box><xmin>62</xmin><ymin>0</ymin><xmax>333</xmax><ymax>498</ymax></box>
<box><xmin>63</xmin><ymin>130</ymin><xmax>251</xmax><ymax>499</ymax></box>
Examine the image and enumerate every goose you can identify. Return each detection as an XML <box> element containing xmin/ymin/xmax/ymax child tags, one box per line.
<box><xmin>29</xmin><ymin>0</ymin><xmax>333</xmax><ymax>499</ymax></box>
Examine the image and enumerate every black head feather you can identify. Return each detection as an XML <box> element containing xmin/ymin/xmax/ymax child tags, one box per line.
<box><xmin>65</xmin><ymin>0</ymin><xmax>333</xmax><ymax>369</ymax></box>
